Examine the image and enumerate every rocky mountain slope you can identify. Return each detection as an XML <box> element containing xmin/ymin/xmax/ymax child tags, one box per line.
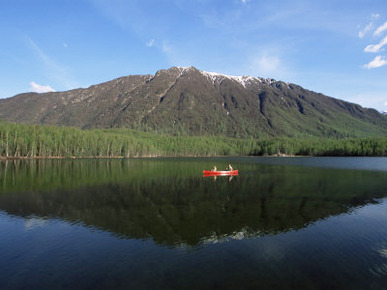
<box><xmin>1</xmin><ymin>66</ymin><xmax>386</xmax><ymax>138</ymax></box>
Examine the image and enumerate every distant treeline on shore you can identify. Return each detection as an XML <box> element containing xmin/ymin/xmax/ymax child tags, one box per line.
<box><xmin>0</xmin><ymin>122</ymin><xmax>386</xmax><ymax>158</ymax></box>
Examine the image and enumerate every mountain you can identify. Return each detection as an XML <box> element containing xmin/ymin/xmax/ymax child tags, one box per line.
<box><xmin>0</xmin><ymin>66</ymin><xmax>386</xmax><ymax>138</ymax></box>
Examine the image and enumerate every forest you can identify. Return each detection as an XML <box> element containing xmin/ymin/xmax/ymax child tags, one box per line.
<box><xmin>1</xmin><ymin>122</ymin><xmax>386</xmax><ymax>158</ymax></box>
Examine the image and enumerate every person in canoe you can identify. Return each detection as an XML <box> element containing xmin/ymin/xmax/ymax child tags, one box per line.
<box><xmin>227</xmin><ymin>164</ymin><xmax>233</xmax><ymax>171</ymax></box>
<box><xmin>211</xmin><ymin>165</ymin><xmax>217</xmax><ymax>171</ymax></box>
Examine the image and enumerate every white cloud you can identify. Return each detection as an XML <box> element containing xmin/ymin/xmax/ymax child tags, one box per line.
<box><xmin>359</xmin><ymin>22</ymin><xmax>374</xmax><ymax>39</ymax></box>
<box><xmin>254</xmin><ymin>55</ymin><xmax>281</xmax><ymax>74</ymax></box>
<box><xmin>161</xmin><ymin>40</ymin><xmax>173</xmax><ymax>54</ymax></box>
<box><xmin>358</xmin><ymin>13</ymin><xmax>380</xmax><ymax>38</ymax></box>
<box><xmin>361</xmin><ymin>15</ymin><xmax>387</xmax><ymax>70</ymax></box>
<box><xmin>372</xmin><ymin>13</ymin><xmax>380</xmax><ymax>19</ymax></box>
<box><xmin>364</xmin><ymin>36</ymin><xmax>387</xmax><ymax>53</ymax></box>
<box><xmin>374</xmin><ymin>21</ymin><xmax>387</xmax><ymax>36</ymax></box>
<box><xmin>29</xmin><ymin>81</ymin><xmax>55</xmax><ymax>93</ymax></box>
<box><xmin>146</xmin><ymin>39</ymin><xmax>155</xmax><ymax>47</ymax></box>
<box><xmin>244</xmin><ymin>48</ymin><xmax>294</xmax><ymax>81</ymax></box>
<box><xmin>363</xmin><ymin>55</ymin><xmax>387</xmax><ymax>69</ymax></box>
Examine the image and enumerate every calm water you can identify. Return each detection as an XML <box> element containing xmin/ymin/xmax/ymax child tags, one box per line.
<box><xmin>1</xmin><ymin>157</ymin><xmax>387</xmax><ymax>289</ymax></box>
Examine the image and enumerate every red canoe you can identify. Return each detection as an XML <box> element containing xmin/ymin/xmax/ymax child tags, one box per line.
<box><xmin>203</xmin><ymin>170</ymin><xmax>238</xmax><ymax>176</ymax></box>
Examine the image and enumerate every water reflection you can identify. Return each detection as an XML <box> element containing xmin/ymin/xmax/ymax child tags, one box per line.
<box><xmin>203</xmin><ymin>175</ymin><xmax>236</xmax><ymax>182</ymax></box>
<box><xmin>0</xmin><ymin>158</ymin><xmax>386</xmax><ymax>246</ymax></box>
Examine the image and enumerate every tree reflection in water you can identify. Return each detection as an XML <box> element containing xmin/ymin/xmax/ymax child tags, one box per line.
<box><xmin>0</xmin><ymin>158</ymin><xmax>386</xmax><ymax>246</ymax></box>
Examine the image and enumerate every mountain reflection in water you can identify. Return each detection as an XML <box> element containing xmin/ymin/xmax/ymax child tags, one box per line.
<box><xmin>1</xmin><ymin>158</ymin><xmax>386</xmax><ymax>247</ymax></box>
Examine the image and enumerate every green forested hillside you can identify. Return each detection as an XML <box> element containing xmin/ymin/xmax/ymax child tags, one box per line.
<box><xmin>1</xmin><ymin>67</ymin><xmax>386</xmax><ymax>139</ymax></box>
<box><xmin>1</xmin><ymin>122</ymin><xmax>386</xmax><ymax>158</ymax></box>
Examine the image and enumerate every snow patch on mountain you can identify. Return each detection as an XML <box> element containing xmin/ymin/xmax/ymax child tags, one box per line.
<box><xmin>201</xmin><ymin>70</ymin><xmax>265</xmax><ymax>88</ymax></box>
<box><xmin>175</xmin><ymin>66</ymin><xmax>285</xmax><ymax>88</ymax></box>
<box><xmin>174</xmin><ymin>66</ymin><xmax>262</xmax><ymax>87</ymax></box>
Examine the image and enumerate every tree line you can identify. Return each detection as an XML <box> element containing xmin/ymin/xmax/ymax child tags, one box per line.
<box><xmin>0</xmin><ymin>122</ymin><xmax>386</xmax><ymax>158</ymax></box>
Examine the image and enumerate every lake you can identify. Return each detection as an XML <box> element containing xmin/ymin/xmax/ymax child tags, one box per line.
<box><xmin>1</xmin><ymin>157</ymin><xmax>387</xmax><ymax>289</ymax></box>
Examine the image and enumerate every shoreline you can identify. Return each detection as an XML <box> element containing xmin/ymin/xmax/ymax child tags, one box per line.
<box><xmin>1</xmin><ymin>153</ymin><xmax>385</xmax><ymax>161</ymax></box>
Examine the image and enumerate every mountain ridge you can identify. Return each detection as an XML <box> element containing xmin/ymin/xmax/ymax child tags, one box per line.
<box><xmin>0</xmin><ymin>66</ymin><xmax>386</xmax><ymax>138</ymax></box>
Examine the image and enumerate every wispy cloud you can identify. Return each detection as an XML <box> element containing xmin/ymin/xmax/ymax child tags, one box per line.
<box><xmin>246</xmin><ymin>52</ymin><xmax>289</xmax><ymax>80</ymax></box>
<box><xmin>374</xmin><ymin>21</ymin><xmax>387</xmax><ymax>36</ymax></box>
<box><xmin>347</xmin><ymin>92</ymin><xmax>387</xmax><ymax>111</ymax></box>
<box><xmin>161</xmin><ymin>40</ymin><xmax>173</xmax><ymax>54</ymax></box>
<box><xmin>27</xmin><ymin>37</ymin><xmax>77</xmax><ymax>89</ymax></box>
<box><xmin>28</xmin><ymin>38</ymin><xmax>56</xmax><ymax>68</ymax></box>
<box><xmin>29</xmin><ymin>81</ymin><xmax>55</xmax><ymax>93</ymax></box>
<box><xmin>361</xmin><ymin>14</ymin><xmax>387</xmax><ymax>69</ymax></box>
<box><xmin>358</xmin><ymin>13</ymin><xmax>379</xmax><ymax>38</ymax></box>
<box><xmin>255</xmin><ymin>55</ymin><xmax>281</xmax><ymax>74</ymax></box>
<box><xmin>364</xmin><ymin>36</ymin><xmax>387</xmax><ymax>53</ymax></box>
<box><xmin>363</xmin><ymin>55</ymin><xmax>387</xmax><ymax>69</ymax></box>
<box><xmin>146</xmin><ymin>39</ymin><xmax>155</xmax><ymax>47</ymax></box>
<box><xmin>359</xmin><ymin>22</ymin><xmax>374</xmax><ymax>39</ymax></box>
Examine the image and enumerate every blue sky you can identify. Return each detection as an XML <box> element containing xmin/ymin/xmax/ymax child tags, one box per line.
<box><xmin>1</xmin><ymin>0</ymin><xmax>387</xmax><ymax>112</ymax></box>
